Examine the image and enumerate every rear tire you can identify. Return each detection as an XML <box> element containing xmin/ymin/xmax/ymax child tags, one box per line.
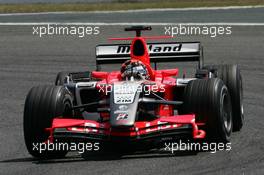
<box><xmin>183</xmin><ymin>78</ymin><xmax>233</xmax><ymax>142</ymax></box>
<box><xmin>55</xmin><ymin>72</ymin><xmax>70</xmax><ymax>86</ymax></box>
<box><xmin>24</xmin><ymin>85</ymin><xmax>74</xmax><ymax>159</ymax></box>
<box><xmin>203</xmin><ymin>64</ymin><xmax>243</xmax><ymax>131</ymax></box>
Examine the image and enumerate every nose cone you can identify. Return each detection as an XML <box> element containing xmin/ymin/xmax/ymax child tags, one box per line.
<box><xmin>110</xmin><ymin>82</ymin><xmax>141</xmax><ymax>127</ymax></box>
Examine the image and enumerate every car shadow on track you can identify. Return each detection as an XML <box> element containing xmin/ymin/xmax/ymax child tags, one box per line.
<box><xmin>0</xmin><ymin>150</ymin><xmax>198</xmax><ymax>164</ymax></box>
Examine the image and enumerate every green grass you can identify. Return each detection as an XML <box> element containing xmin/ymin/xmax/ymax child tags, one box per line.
<box><xmin>0</xmin><ymin>0</ymin><xmax>263</xmax><ymax>13</ymax></box>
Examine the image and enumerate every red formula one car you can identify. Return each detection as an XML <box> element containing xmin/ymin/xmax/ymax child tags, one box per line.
<box><xmin>24</xmin><ymin>26</ymin><xmax>243</xmax><ymax>158</ymax></box>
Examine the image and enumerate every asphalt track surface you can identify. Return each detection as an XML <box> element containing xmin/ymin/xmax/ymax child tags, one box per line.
<box><xmin>0</xmin><ymin>7</ymin><xmax>264</xmax><ymax>175</ymax></box>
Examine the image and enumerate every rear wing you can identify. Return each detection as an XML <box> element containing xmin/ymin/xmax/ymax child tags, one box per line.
<box><xmin>95</xmin><ymin>42</ymin><xmax>203</xmax><ymax>70</ymax></box>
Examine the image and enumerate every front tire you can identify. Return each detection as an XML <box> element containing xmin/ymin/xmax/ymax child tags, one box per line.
<box><xmin>183</xmin><ymin>78</ymin><xmax>233</xmax><ymax>142</ymax></box>
<box><xmin>24</xmin><ymin>85</ymin><xmax>73</xmax><ymax>158</ymax></box>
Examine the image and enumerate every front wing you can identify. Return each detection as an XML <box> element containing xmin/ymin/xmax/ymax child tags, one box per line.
<box><xmin>46</xmin><ymin>114</ymin><xmax>205</xmax><ymax>143</ymax></box>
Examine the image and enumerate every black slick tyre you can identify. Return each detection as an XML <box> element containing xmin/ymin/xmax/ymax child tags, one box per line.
<box><xmin>24</xmin><ymin>85</ymin><xmax>73</xmax><ymax>159</ymax></box>
<box><xmin>183</xmin><ymin>78</ymin><xmax>233</xmax><ymax>142</ymax></box>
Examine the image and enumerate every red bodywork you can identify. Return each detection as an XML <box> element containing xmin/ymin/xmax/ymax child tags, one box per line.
<box><xmin>46</xmin><ymin>35</ymin><xmax>206</xmax><ymax>143</ymax></box>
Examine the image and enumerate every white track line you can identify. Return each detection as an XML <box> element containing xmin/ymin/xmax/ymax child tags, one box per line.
<box><xmin>0</xmin><ymin>5</ymin><xmax>263</xmax><ymax>16</ymax></box>
<box><xmin>0</xmin><ymin>23</ymin><xmax>263</xmax><ymax>26</ymax></box>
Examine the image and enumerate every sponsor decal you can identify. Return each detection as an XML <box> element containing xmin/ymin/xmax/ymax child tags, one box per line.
<box><xmin>119</xmin><ymin>105</ymin><xmax>128</xmax><ymax>111</ymax></box>
<box><xmin>114</xmin><ymin>105</ymin><xmax>129</xmax><ymax>114</ymax></box>
<box><xmin>145</xmin><ymin>121</ymin><xmax>178</xmax><ymax>133</ymax></box>
<box><xmin>116</xmin><ymin>113</ymin><xmax>128</xmax><ymax>121</ymax></box>
<box><xmin>117</xmin><ymin>44</ymin><xmax>182</xmax><ymax>54</ymax></box>
<box><xmin>114</xmin><ymin>82</ymin><xmax>140</xmax><ymax>104</ymax></box>
<box><xmin>115</xmin><ymin>96</ymin><xmax>133</xmax><ymax>103</ymax></box>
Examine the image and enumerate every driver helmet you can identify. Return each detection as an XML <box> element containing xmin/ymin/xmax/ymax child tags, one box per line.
<box><xmin>120</xmin><ymin>60</ymin><xmax>150</xmax><ymax>80</ymax></box>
